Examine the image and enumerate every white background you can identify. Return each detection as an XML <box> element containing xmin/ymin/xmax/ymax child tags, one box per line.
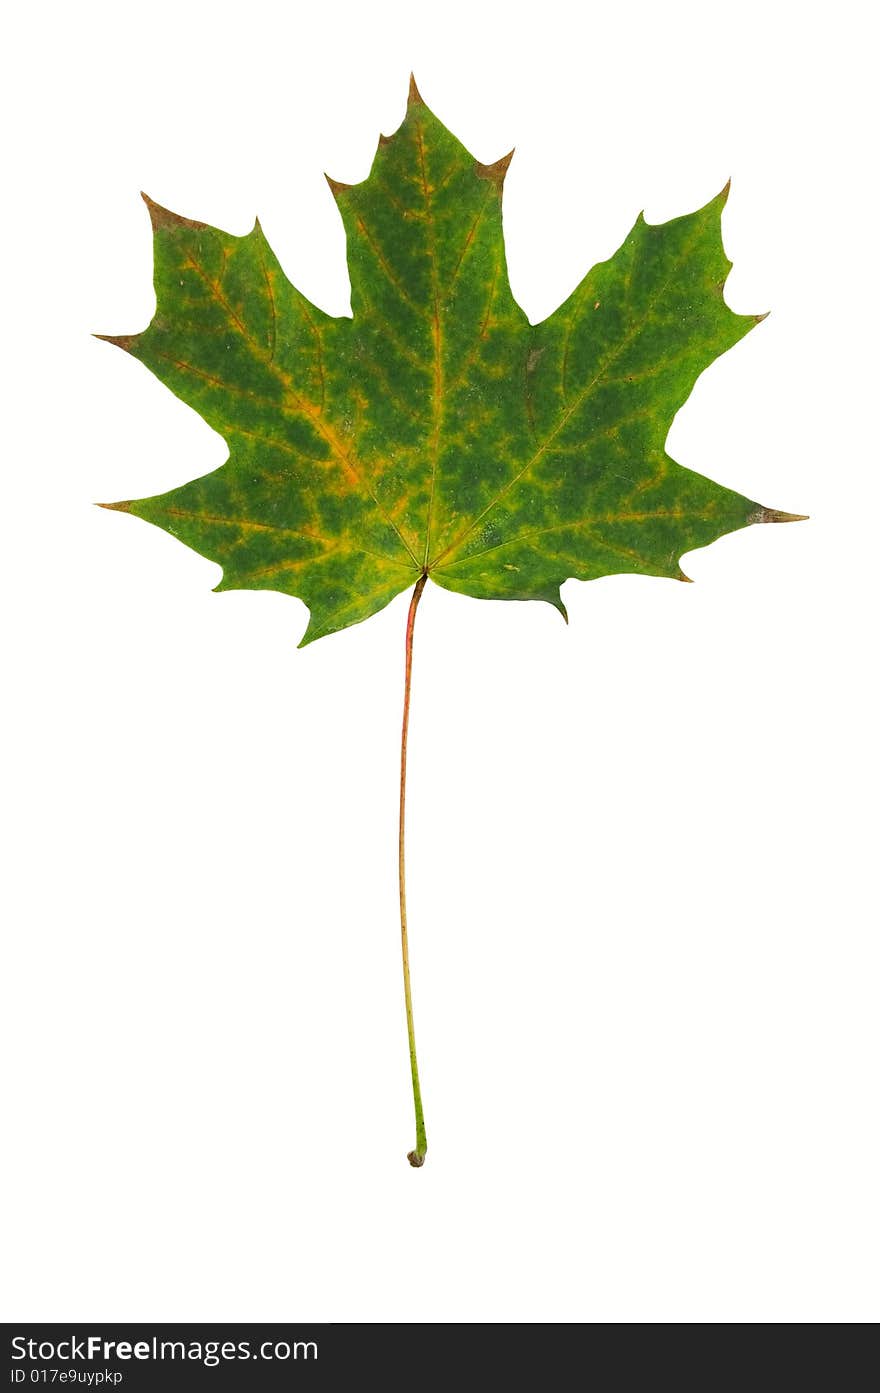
<box><xmin>2</xmin><ymin>0</ymin><xmax>877</xmax><ymax>1323</ymax></box>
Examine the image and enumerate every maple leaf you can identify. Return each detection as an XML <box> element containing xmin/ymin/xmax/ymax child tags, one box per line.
<box><xmin>98</xmin><ymin>78</ymin><xmax>804</xmax><ymax>1167</ymax></box>
<box><xmin>98</xmin><ymin>77</ymin><xmax>802</xmax><ymax>646</ymax></box>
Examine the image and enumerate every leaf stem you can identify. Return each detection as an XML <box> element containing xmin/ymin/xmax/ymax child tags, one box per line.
<box><xmin>400</xmin><ymin>571</ymin><xmax>429</xmax><ymax>1167</ymax></box>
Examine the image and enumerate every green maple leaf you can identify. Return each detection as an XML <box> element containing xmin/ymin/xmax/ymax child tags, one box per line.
<box><xmin>99</xmin><ymin>77</ymin><xmax>801</xmax><ymax>645</ymax></box>
<box><xmin>99</xmin><ymin>78</ymin><xmax>803</xmax><ymax>1166</ymax></box>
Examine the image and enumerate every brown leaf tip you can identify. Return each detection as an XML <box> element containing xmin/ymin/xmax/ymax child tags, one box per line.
<box><xmin>324</xmin><ymin>172</ymin><xmax>352</xmax><ymax>198</ymax></box>
<box><xmin>475</xmin><ymin>149</ymin><xmax>514</xmax><ymax>190</ymax></box>
<box><xmin>93</xmin><ymin>332</ymin><xmax>138</xmax><ymax>353</ymax></box>
<box><xmin>96</xmin><ymin>499</ymin><xmax>133</xmax><ymax>513</ymax></box>
<box><xmin>407</xmin><ymin>73</ymin><xmax>424</xmax><ymax>107</ymax></box>
<box><xmin>749</xmin><ymin>506</ymin><xmax>809</xmax><ymax>525</ymax></box>
<box><xmin>141</xmin><ymin>191</ymin><xmax>207</xmax><ymax>233</ymax></box>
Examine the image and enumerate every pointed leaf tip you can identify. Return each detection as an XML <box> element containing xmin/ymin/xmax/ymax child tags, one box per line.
<box><xmin>324</xmin><ymin>172</ymin><xmax>351</xmax><ymax>198</ymax></box>
<box><xmin>749</xmin><ymin>506</ymin><xmax>809</xmax><ymax>524</ymax></box>
<box><xmin>96</xmin><ymin>500</ymin><xmax>132</xmax><ymax>512</ymax></box>
<box><xmin>407</xmin><ymin>73</ymin><xmax>424</xmax><ymax>107</ymax></box>
<box><xmin>140</xmin><ymin>191</ymin><xmax>207</xmax><ymax>233</ymax></box>
<box><xmin>93</xmin><ymin>332</ymin><xmax>137</xmax><ymax>353</ymax></box>
<box><xmin>475</xmin><ymin>149</ymin><xmax>514</xmax><ymax>190</ymax></box>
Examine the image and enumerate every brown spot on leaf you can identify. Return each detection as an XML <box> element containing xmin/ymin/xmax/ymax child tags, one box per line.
<box><xmin>749</xmin><ymin>506</ymin><xmax>809</xmax><ymax>524</ymax></box>
<box><xmin>93</xmin><ymin>332</ymin><xmax>138</xmax><ymax>353</ymax></box>
<box><xmin>324</xmin><ymin>173</ymin><xmax>352</xmax><ymax>198</ymax></box>
<box><xmin>140</xmin><ymin>192</ymin><xmax>207</xmax><ymax>234</ymax></box>
<box><xmin>475</xmin><ymin>150</ymin><xmax>514</xmax><ymax>191</ymax></box>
